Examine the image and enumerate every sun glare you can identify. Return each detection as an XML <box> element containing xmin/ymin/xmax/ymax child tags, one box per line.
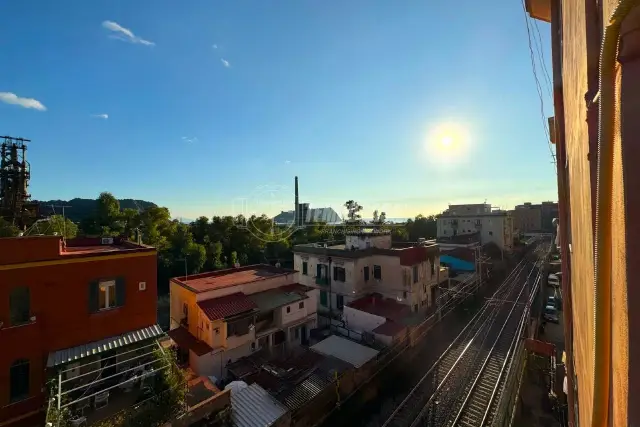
<box><xmin>426</xmin><ymin>122</ymin><xmax>470</xmax><ymax>164</ymax></box>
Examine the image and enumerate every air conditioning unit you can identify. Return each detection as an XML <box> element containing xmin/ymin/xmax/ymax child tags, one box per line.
<box><xmin>139</xmin><ymin>282</ymin><xmax>147</xmax><ymax>291</ymax></box>
<box><xmin>101</xmin><ymin>237</ymin><xmax>114</xmax><ymax>245</ymax></box>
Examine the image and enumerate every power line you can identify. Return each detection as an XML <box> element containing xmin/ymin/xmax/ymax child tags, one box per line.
<box><xmin>521</xmin><ymin>0</ymin><xmax>557</xmax><ymax>173</ymax></box>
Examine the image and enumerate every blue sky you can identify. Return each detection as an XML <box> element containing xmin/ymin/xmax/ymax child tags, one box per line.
<box><xmin>1</xmin><ymin>0</ymin><xmax>556</xmax><ymax>220</ymax></box>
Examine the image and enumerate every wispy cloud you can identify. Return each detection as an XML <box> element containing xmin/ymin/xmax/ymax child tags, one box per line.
<box><xmin>220</xmin><ymin>58</ymin><xmax>230</xmax><ymax>68</ymax></box>
<box><xmin>284</xmin><ymin>160</ymin><xmax>291</xmax><ymax>164</ymax></box>
<box><xmin>102</xmin><ymin>21</ymin><xmax>155</xmax><ymax>46</ymax></box>
<box><xmin>91</xmin><ymin>113</ymin><xmax>109</xmax><ymax>119</ymax></box>
<box><xmin>212</xmin><ymin>44</ymin><xmax>218</xmax><ymax>49</ymax></box>
<box><xmin>181</xmin><ymin>136</ymin><xmax>198</xmax><ymax>144</ymax></box>
<box><xmin>0</xmin><ymin>92</ymin><xmax>47</xmax><ymax>111</ymax></box>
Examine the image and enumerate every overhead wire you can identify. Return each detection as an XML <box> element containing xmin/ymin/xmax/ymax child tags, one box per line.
<box><xmin>520</xmin><ymin>0</ymin><xmax>557</xmax><ymax>173</ymax></box>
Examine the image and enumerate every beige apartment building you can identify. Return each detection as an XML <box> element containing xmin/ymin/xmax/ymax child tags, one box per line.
<box><xmin>436</xmin><ymin>203</ymin><xmax>515</xmax><ymax>251</ymax></box>
<box><xmin>168</xmin><ymin>264</ymin><xmax>318</xmax><ymax>379</ymax></box>
<box><xmin>293</xmin><ymin>229</ymin><xmax>442</xmax><ymax>316</ymax></box>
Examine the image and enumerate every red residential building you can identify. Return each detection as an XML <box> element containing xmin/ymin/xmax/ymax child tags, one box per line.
<box><xmin>0</xmin><ymin>236</ymin><xmax>160</xmax><ymax>427</ymax></box>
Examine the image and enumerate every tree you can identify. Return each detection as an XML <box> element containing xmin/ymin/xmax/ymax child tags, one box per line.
<box><xmin>0</xmin><ymin>218</ymin><xmax>19</xmax><ymax>237</ymax></box>
<box><xmin>372</xmin><ymin>210</ymin><xmax>379</xmax><ymax>223</ymax></box>
<box><xmin>379</xmin><ymin>212</ymin><xmax>387</xmax><ymax>224</ymax></box>
<box><xmin>45</xmin><ymin>215</ymin><xmax>78</xmax><ymax>238</ymax></box>
<box><xmin>344</xmin><ymin>200</ymin><xmax>363</xmax><ymax>223</ymax></box>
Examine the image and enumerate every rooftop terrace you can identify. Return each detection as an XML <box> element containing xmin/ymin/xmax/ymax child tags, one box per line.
<box><xmin>171</xmin><ymin>264</ymin><xmax>297</xmax><ymax>293</ymax></box>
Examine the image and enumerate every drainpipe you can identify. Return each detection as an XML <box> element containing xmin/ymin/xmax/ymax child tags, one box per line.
<box><xmin>550</xmin><ymin>0</ymin><xmax>576</xmax><ymax>425</ymax></box>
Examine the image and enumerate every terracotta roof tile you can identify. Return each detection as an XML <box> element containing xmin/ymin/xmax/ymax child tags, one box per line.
<box><xmin>197</xmin><ymin>292</ymin><xmax>258</xmax><ymax>321</ymax></box>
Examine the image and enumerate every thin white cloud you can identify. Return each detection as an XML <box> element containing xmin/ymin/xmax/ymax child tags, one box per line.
<box><xmin>220</xmin><ymin>58</ymin><xmax>230</xmax><ymax>68</ymax></box>
<box><xmin>91</xmin><ymin>114</ymin><xmax>109</xmax><ymax>119</ymax></box>
<box><xmin>181</xmin><ymin>136</ymin><xmax>198</xmax><ymax>144</ymax></box>
<box><xmin>0</xmin><ymin>92</ymin><xmax>47</xmax><ymax>111</ymax></box>
<box><xmin>212</xmin><ymin>44</ymin><xmax>218</xmax><ymax>49</ymax></box>
<box><xmin>102</xmin><ymin>21</ymin><xmax>155</xmax><ymax>46</ymax></box>
<box><xmin>284</xmin><ymin>160</ymin><xmax>291</xmax><ymax>164</ymax></box>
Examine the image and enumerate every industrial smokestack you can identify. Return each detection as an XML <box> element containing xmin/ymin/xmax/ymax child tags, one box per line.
<box><xmin>294</xmin><ymin>176</ymin><xmax>299</xmax><ymax>226</ymax></box>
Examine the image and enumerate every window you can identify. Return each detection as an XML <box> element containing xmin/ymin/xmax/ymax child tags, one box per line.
<box><xmin>302</xmin><ymin>262</ymin><xmax>308</xmax><ymax>275</ymax></box>
<box><xmin>364</xmin><ymin>266</ymin><xmax>370</xmax><ymax>281</ymax></box>
<box><xmin>287</xmin><ymin>306</ymin><xmax>291</xmax><ymax>313</ymax></box>
<box><xmin>423</xmin><ymin>284</ymin><xmax>427</xmax><ymax>293</ymax></box>
<box><xmin>89</xmin><ymin>278</ymin><xmax>125</xmax><ymax>313</ymax></box>
<box><xmin>336</xmin><ymin>295</ymin><xmax>344</xmax><ymax>309</ymax></box>
<box><xmin>373</xmin><ymin>265</ymin><xmax>382</xmax><ymax>280</ymax></box>
<box><xmin>489</xmin><ymin>231</ymin><xmax>493</xmax><ymax>236</ymax></box>
<box><xmin>320</xmin><ymin>291</ymin><xmax>328</xmax><ymax>307</ymax></box>
<box><xmin>294</xmin><ymin>327</ymin><xmax>300</xmax><ymax>339</ymax></box>
<box><xmin>227</xmin><ymin>317</ymin><xmax>251</xmax><ymax>336</ymax></box>
<box><xmin>299</xmin><ymin>302</ymin><xmax>304</xmax><ymax>309</ymax></box>
<box><xmin>99</xmin><ymin>280</ymin><xmax>117</xmax><ymax>309</ymax></box>
<box><xmin>9</xmin><ymin>287</ymin><xmax>30</xmax><ymax>326</ymax></box>
<box><xmin>413</xmin><ymin>266</ymin><xmax>419</xmax><ymax>283</ymax></box>
<box><xmin>414</xmin><ymin>304</ymin><xmax>418</xmax><ymax>312</ymax></box>
<box><xmin>10</xmin><ymin>359</ymin><xmax>29</xmax><ymax>403</ymax></box>
<box><xmin>403</xmin><ymin>291</ymin><xmax>408</xmax><ymax>299</ymax></box>
<box><xmin>333</xmin><ymin>267</ymin><xmax>346</xmax><ymax>282</ymax></box>
<box><xmin>430</xmin><ymin>262</ymin><xmax>435</xmax><ymax>277</ymax></box>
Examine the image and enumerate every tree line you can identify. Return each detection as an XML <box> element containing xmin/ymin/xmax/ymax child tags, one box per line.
<box><xmin>0</xmin><ymin>192</ymin><xmax>439</xmax><ymax>294</ymax></box>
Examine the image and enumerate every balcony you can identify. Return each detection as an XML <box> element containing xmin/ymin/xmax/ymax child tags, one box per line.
<box><xmin>315</xmin><ymin>276</ymin><xmax>329</xmax><ymax>286</ymax></box>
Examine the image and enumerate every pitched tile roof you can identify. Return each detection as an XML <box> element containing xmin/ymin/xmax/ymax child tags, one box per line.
<box><xmin>197</xmin><ymin>292</ymin><xmax>258</xmax><ymax>321</ymax></box>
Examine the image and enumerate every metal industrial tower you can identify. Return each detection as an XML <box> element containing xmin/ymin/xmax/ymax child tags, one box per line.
<box><xmin>0</xmin><ymin>136</ymin><xmax>38</xmax><ymax>230</ymax></box>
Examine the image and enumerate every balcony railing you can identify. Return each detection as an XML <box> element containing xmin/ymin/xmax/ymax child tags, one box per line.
<box><xmin>315</xmin><ymin>276</ymin><xmax>329</xmax><ymax>286</ymax></box>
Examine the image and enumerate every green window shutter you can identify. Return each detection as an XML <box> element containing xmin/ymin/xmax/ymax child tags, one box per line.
<box><xmin>320</xmin><ymin>291</ymin><xmax>328</xmax><ymax>307</ymax></box>
<box><xmin>316</xmin><ymin>264</ymin><xmax>321</xmax><ymax>278</ymax></box>
<box><xmin>115</xmin><ymin>277</ymin><xmax>126</xmax><ymax>307</ymax></box>
<box><xmin>88</xmin><ymin>281</ymin><xmax>99</xmax><ymax>313</ymax></box>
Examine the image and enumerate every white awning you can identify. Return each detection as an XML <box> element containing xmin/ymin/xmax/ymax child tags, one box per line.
<box><xmin>47</xmin><ymin>324</ymin><xmax>164</xmax><ymax>368</ymax></box>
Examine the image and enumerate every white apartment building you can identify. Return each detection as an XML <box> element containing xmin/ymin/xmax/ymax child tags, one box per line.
<box><xmin>293</xmin><ymin>229</ymin><xmax>441</xmax><ymax>316</ymax></box>
<box><xmin>436</xmin><ymin>204</ymin><xmax>515</xmax><ymax>251</ymax></box>
<box><xmin>168</xmin><ymin>265</ymin><xmax>318</xmax><ymax>379</ymax></box>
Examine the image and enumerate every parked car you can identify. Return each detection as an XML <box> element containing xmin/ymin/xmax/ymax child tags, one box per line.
<box><xmin>548</xmin><ymin>273</ymin><xmax>561</xmax><ymax>288</ymax></box>
<box><xmin>544</xmin><ymin>305</ymin><xmax>560</xmax><ymax>323</ymax></box>
<box><xmin>547</xmin><ymin>295</ymin><xmax>562</xmax><ymax>310</ymax></box>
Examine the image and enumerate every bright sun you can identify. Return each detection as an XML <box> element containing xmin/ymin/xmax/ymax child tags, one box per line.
<box><xmin>427</xmin><ymin>122</ymin><xmax>470</xmax><ymax>162</ymax></box>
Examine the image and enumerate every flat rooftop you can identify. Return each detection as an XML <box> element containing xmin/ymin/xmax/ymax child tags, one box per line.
<box><xmin>0</xmin><ymin>235</ymin><xmax>155</xmax><ymax>265</ymax></box>
<box><xmin>347</xmin><ymin>294</ymin><xmax>411</xmax><ymax>322</ymax></box>
<box><xmin>172</xmin><ymin>264</ymin><xmax>297</xmax><ymax>293</ymax></box>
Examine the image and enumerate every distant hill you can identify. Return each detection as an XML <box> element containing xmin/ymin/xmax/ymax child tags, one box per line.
<box><xmin>35</xmin><ymin>198</ymin><xmax>157</xmax><ymax>223</ymax></box>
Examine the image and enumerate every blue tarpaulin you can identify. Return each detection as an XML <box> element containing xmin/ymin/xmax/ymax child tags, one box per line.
<box><xmin>440</xmin><ymin>255</ymin><xmax>475</xmax><ymax>272</ymax></box>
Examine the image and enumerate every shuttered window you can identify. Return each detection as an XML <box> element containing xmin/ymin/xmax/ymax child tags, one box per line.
<box><xmin>9</xmin><ymin>287</ymin><xmax>30</xmax><ymax>325</ymax></box>
<box><xmin>10</xmin><ymin>359</ymin><xmax>30</xmax><ymax>403</ymax></box>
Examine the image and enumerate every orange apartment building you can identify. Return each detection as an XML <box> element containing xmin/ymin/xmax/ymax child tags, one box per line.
<box><xmin>168</xmin><ymin>264</ymin><xmax>318</xmax><ymax>380</ymax></box>
<box><xmin>0</xmin><ymin>236</ymin><xmax>161</xmax><ymax>427</ymax></box>
<box><xmin>526</xmin><ymin>0</ymin><xmax>640</xmax><ymax>425</ymax></box>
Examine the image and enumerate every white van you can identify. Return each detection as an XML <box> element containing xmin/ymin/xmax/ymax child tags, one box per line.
<box><xmin>548</xmin><ymin>273</ymin><xmax>560</xmax><ymax>288</ymax></box>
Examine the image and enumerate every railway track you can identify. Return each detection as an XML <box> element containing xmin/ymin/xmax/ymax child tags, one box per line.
<box><xmin>381</xmin><ymin>258</ymin><xmax>534</xmax><ymax>427</ymax></box>
<box><xmin>447</xmin><ymin>267</ymin><xmax>542</xmax><ymax>427</ymax></box>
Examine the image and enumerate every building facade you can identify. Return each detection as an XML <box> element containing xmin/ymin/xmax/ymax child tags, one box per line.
<box><xmin>512</xmin><ymin>203</ymin><xmax>543</xmax><ymax>233</ymax></box>
<box><xmin>168</xmin><ymin>265</ymin><xmax>318</xmax><ymax>380</ymax></box>
<box><xmin>0</xmin><ymin>236</ymin><xmax>159</xmax><ymax>427</ymax></box>
<box><xmin>526</xmin><ymin>0</ymin><xmax>640</xmax><ymax>425</ymax></box>
<box><xmin>293</xmin><ymin>230</ymin><xmax>441</xmax><ymax>316</ymax></box>
<box><xmin>436</xmin><ymin>204</ymin><xmax>515</xmax><ymax>251</ymax></box>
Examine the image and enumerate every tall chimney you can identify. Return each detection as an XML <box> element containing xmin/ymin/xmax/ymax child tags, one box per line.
<box><xmin>294</xmin><ymin>176</ymin><xmax>299</xmax><ymax>226</ymax></box>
